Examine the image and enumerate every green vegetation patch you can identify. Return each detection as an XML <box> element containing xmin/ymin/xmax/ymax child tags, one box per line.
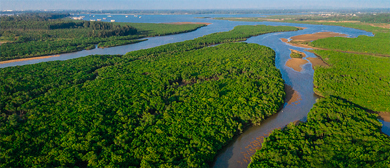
<box><xmin>313</xmin><ymin>50</ymin><xmax>390</xmax><ymax>112</ymax></box>
<box><xmin>249</xmin><ymin>97</ymin><xmax>390</xmax><ymax>168</ymax></box>
<box><xmin>0</xmin><ymin>25</ymin><xmax>299</xmax><ymax>167</ymax></box>
<box><xmin>290</xmin><ymin>49</ymin><xmax>305</xmax><ymax>58</ymax></box>
<box><xmin>0</xmin><ymin>43</ymin><xmax>284</xmax><ymax>167</ymax></box>
<box><xmin>115</xmin><ymin>22</ymin><xmax>207</xmax><ymax>36</ymax></box>
<box><xmin>311</xmin><ymin>27</ymin><xmax>390</xmax><ymax>55</ymax></box>
<box><xmin>0</xmin><ymin>13</ymin><xmax>206</xmax><ymax>61</ymax></box>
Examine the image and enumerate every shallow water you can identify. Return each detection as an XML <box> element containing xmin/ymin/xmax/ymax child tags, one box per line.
<box><xmin>1</xmin><ymin>14</ymin><xmax>388</xmax><ymax>167</ymax></box>
<box><xmin>211</xmin><ymin>21</ymin><xmax>379</xmax><ymax>168</ymax></box>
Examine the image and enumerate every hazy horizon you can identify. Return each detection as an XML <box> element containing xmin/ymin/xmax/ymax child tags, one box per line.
<box><xmin>1</xmin><ymin>0</ymin><xmax>390</xmax><ymax>11</ymax></box>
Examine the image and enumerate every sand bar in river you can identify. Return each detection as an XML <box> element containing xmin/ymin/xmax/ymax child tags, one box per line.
<box><xmin>0</xmin><ymin>55</ymin><xmax>60</xmax><ymax>64</ymax></box>
<box><xmin>290</xmin><ymin>32</ymin><xmax>348</xmax><ymax>42</ymax></box>
<box><xmin>285</xmin><ymin>58</ymin><xmax>308</xmax><ymax>72</ymax></box>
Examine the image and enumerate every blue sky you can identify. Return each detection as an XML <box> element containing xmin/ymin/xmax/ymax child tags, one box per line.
<box><xmin>1</xmin><ymin>0</ymin><xmax>389</xmax><ymax>10</ymax></box>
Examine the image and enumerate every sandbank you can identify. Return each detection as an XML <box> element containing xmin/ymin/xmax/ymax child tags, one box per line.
<box><xmin>290</xmin><ymin>32</ymin><xmax>348</xmax><ymax>42</ymax></box>
<box><xmin>0</xmin><ymin>55</ymin><xmax>60</xmax><ymax>64</ymax></box>
<box><xmin>285</xmin><ymin>58</ymin><xmax>308</xmax><ymax>72</ymax></box>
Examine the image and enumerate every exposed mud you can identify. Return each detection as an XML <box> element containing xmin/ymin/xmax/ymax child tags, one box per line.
<box><xmin>285</xmin><ymin>85</ymin><xmax>302</xmax><ymax>105</ymax></box>
<box><xmin>290</xmin><ymin>32</ymin><xmax>348</xmax><ymax>42</ymax></box>
<box><xmin>0</xmin><ymin>55</ymin><xmax>60</xmax><ymax>64</ymax></box>
<box><xmin>306</xmin><ymin>57</ymin><xmax>328</xmax><ymax>69</ymax></box>
<box><xmin>378</xmin><ymin>112</ymin><xmax>390</xmax><ymax>122</ymax></box>
<box><xmin>280</xmin><ymin>38</ymin><xmax>322</xmax><ymax>49</ymax></box>
<box><xmin>285</xmin><ymin>58</ymin><xmax>308</xmax><ymax>72</ymax></box>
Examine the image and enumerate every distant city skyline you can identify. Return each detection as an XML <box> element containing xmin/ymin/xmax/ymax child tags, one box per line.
<box><xmin>1</xmin><ymin>0</ymin><xmax>390</xmax><ymax>11</ymax></box>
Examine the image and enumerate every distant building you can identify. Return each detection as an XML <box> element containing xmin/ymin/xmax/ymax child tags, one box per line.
<box><xmin>111</xmin><ymin>20</ymin><xmax>115</xmax><ymax>22</ymax></box>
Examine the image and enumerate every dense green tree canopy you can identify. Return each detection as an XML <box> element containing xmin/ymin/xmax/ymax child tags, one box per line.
<box><xmin>249</xmin><ymin>18</ymin><xmax>390</xmax><ymax>168</ymax></box>
<box><xmin>0</xmin><ymin>25</ymin><xmax>299</xmax><ymax>167</ymax></box>
<box><xmin>313</xmin><ymin>50</ymin><xmax>390</xmax><ymax>112</ymax></box>
<box><xmin>249</xmin><ymin>97</ymin><xmax>390</xmax><ymax>168</ymax></box>
<box><xmin>0</xmin><ymin>13</ymin><xmax>206</xmax><ymax>61</ymax></box>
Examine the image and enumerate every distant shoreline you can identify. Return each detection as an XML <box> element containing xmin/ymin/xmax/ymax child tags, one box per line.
<box><xmin>164</xmin><ymin>22</ymin><xmax>212</xmax><ymax>25</ymax></box>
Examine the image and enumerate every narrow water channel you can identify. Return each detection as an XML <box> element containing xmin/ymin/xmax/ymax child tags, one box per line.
<box><xmin>212</xmin><ymin>23</ymin><xmax>387</xmax><ymax>167</ymax></box>
<box><xmin>0</xmin><ymin>14</ymin><xmax>387</xmax><ymax>167</ymax></box>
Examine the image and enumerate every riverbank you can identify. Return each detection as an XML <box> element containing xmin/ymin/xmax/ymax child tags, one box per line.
<box><xmin>1</xmin><ymin>20</ymin><xmax>208</xmax><ymax>62</ymax></box>
<box><xmin>280</xmin><ymin>38</ymin><xmax>321</xmax><ymax>49</ymax></box>
<box><xmin>280</xmin><ymin>31</ymin><xmax>348</xmax><ymax>49</ymax></box>
<box><xmin>0</xmin><ymin>55</ymin><xmax>60</xmax><ymax>64</ymax></box>
<box><xmin>290</xmin><ymin>32</ymin><xmax>348</xmax><ymax>42</ymax></box>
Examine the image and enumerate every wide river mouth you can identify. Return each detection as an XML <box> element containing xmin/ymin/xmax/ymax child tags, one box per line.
<box><xmin>1</xmin><ymin>14</ymin><xmax>388</xmax><ymax>168</ymax></box>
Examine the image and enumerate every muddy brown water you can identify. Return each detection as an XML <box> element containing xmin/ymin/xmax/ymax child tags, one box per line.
<box><xmin>212</xmin><ymin>24</ymin><xmax>388</xmax><ymax>167</ymax></box>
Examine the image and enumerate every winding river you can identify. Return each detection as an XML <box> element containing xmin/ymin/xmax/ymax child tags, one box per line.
<box><xmin>1</xmin><ymin>14</ymin><xmax>388</xmax><ymax>168</ymax></box>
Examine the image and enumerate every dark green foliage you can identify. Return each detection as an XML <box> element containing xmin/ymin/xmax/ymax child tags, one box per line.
<box><xmin>313</xmin><ymin>50</ymin><xmax>390</xmax><ymax>112</ymax></box>
<box><xmin>97</xmin><ymin>39</ymin><xmax>147</xmax><ymax>48</ymax></box>
<box><xmin>0</xmin><ymin>25</ymin><xmax>298</xmax><ymax>116</ymax></box>
<box><xmin>0</xmin><ymin>25</ymin><xmax>299</xmax><ymax>167</ymax></box>
<box><xmin>290</xmin><ymin>52</ymin><xmax>302</xmax><ymax>58</ymax></box>
<box><xmin>290</xmin><ymin>50</ymin><xmax>304</xmax><ymax>58</ymax></box>
<box><xmin>249</xmin><ymin>97</ymin><xmax>390</xmax><ymax>168</ymax></box>
<box><xmin>0</xmin><ymin>43</ymin><xmax>283</xmax><ymax>167</ymax></box>
<box><xmin>0</xmin><ymin>13</ymin><xmax>205</xmax><ymax>61</ymax></box>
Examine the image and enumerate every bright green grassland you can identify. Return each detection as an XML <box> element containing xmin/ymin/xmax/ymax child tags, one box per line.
<box><xmin>0</xmin><ymin>25</ymin><xmax>299</xmax><ymax>167</ymax></box>
<box><xmin>249</xmin><ymin>97</ymin><xmax>390</xmax><ymax>168</ymax></box>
